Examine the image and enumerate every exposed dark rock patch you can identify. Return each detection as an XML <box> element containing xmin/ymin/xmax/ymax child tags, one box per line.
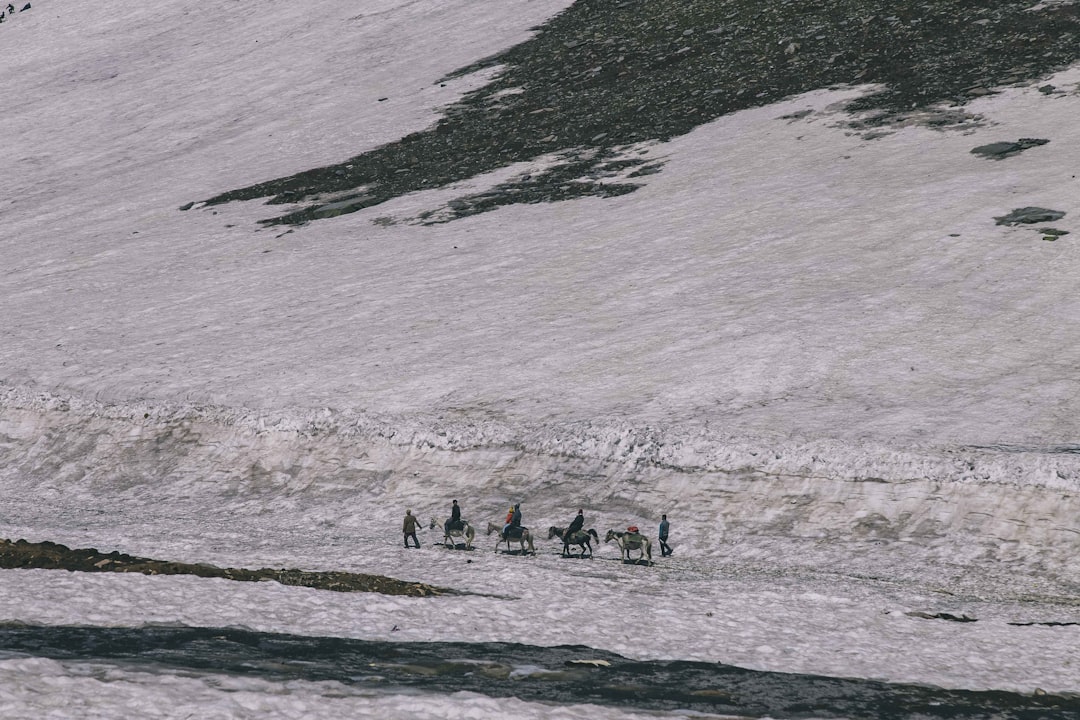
<box><xmin>905</xmin><ymin>610</ymin><xmax>978</xmax><ymax>622</ymax></box>
<box><xmin>1041</xmin><ymin>227</ymin><xmax>1070</xmax><ymax>240</ymax></box>
<box><xmin>5</xmin><ymin>624</ymin><xmax>1080</xmax><ymax>718</ymax></box>
<box><xmin>0</xmin><ymin>538</ymin><xmax>451</xmax><ymax>597</ymax></box>
<box><xmin>970</xmin><ymin>138</ymin><xmax>1050</xmax><ymax>159</ymax></box>
<box><xmin>995</xmin><ymin>207</ymin><xmax>1067</xmax><ymax>225</ymax></box>
<box><xmin>200</xmin><ymin>0</ymin><xmax>1080</xmax><ymax>226</ymax></box>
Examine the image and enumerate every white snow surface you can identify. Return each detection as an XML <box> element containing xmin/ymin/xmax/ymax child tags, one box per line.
<box><xmin>4</xmin><ymin>0</ymin><xmax>1080</xmax><ymax>716</ymax></box>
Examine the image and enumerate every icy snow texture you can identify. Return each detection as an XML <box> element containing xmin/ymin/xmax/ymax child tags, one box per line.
<box><xmin>3</xmin><ymin>0</ymin><xmax>1080</xmax><ymax>716</ymax></box>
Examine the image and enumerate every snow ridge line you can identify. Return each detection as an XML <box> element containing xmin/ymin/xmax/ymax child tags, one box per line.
<box><xmin>3</xmin><ymin>382</ymin><xmax>1080</xmax><ymax>490</ymax></box>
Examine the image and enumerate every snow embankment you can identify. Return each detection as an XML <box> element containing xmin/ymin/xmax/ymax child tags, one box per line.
<box><xmin>4</xmin><ymin>383</ymin><xmax>1080</xmax><ymax>574</ymax></box>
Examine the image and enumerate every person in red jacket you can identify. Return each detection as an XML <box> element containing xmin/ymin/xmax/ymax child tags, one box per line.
<box><xmin>502</xmin><ymin>506</ymin><xmax>515</xmax><ymax>539</ymax></box>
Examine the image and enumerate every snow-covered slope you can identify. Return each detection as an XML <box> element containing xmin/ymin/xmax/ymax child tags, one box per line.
<box><xmin>3</xmin><ymin>0</ymin><xmax>1080</xmax><ymax>714</ymax></box>
<box><xmin>3</xmin><ymin>0</ymin><xmax>1079</xmax><ymax>449</ymax></box>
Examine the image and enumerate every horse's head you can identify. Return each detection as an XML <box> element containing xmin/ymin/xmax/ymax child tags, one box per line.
<box><xmin>429</xmin><ymin>518</ymin><xmax>437</xmax><ymax>530</ymax></box>
<box><xmin>604</xmin><ymin>529</ymin><xmax>619</xmax><ymax>543</ymax></box>
<box><xmin>547</xmin><ymin>526</ymin><xmax>562</xmax><ymax>540</ymax></box>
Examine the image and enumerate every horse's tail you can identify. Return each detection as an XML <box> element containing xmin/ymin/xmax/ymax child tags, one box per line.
<box><xmin>588</xmin><ymin>528</ymin><xmax>599</xmax><ymax>541</ymax></box>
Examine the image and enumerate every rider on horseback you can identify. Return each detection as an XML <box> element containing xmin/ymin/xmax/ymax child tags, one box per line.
<box><xmin>448</xmin><ymin>500</ymin><xmax>463</xmax><ymax>532</ymax></box>
<box><xmin>503</xmin><ymin>503</ymin><xmax>522</xmax><ymax>540</ymax></box>
<box><xmin>567</xmin><ymin>509</ymin><xmax>584</xmax><ymax>536</ymax></box>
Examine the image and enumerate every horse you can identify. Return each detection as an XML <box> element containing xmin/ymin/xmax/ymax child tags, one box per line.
<box><xmin>605</xmin><ymin>529</ymin><xmax>652</xmax><ymax>564</ymax></box>
<box><xmin>485</xmin><ymin>521</ymin><xmax>535</xmax><ymax>555</ymax></box>
<box><xmin>430</xmin><ymin>517</ymin><xmax>475</xmax><ymax>550</ymax></box>
<box><xmin>548</xmin><ymin>526</ymin><xmax>599</xmax><ymax>558</ymax></box>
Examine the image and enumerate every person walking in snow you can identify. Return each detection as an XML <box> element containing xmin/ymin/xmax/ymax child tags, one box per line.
<box><xmin>403</xmin><ymin>509</ymin><xmax>422</xmax><ymax>548</ymax></box>
<box><xmin>659</xmin><ymin>514</ymin><xmax>672</xmax><ymax>557</ymax></box>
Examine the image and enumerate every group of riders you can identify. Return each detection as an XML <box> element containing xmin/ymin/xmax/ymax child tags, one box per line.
<box><xmin>411</xmin><ymin>500</ymin><xmax>673</xmax><ymax>557</ymax></box>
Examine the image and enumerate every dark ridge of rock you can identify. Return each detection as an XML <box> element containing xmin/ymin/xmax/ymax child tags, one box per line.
<box><xmin>905</xmin><ymin>610</ymin><xmax>978</xmax><ymax>622</ymax></box>
<box><xmin>200</xmin><ymin>0</ymin><xmax>1080</xmax><ymax>226</ymax></box>
<box><xmin>4</xmin><ymin>624</ymin><xmax>1080</xmax><ymax>718</ymax></box>
<box><xmin>970</xmin><ymin>138</ymin><xmax>1050</xmax><ymax>159</ymax></box>
<box><xmin>995</xmin><ymin>207</ymin><xmax>1067</xmax><ymax>225</ymax></box>
<box><xmin>0</xmin><ymin>538</ymin><xmax>451</xmax><ymax>597</ymax></box>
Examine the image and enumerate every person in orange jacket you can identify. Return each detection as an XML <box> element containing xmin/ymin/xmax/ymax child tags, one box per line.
<box><xmin>502</xmin><ymin>505</ymin><xmax>515</xmax><ymax>539</ymax></box>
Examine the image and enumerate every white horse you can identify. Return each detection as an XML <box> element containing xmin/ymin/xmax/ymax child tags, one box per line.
<box><xmin>486</xmin><ymin>521</ymin><xmax>535</xmax><ymax>555</ymax></box>
<box><xmin>605</xmin><ymin>529</ymin><xmax>652</xmax><ymax>564</ymax></box>
<box><xmin>430</xmin><ymin>517</ymin><xmax>475</xmax><ymax>550</ymax></box>
<box><xmin>548</xmin><ymin>526</ymin><xmax>599</xmax><ymax>558</ymax></box>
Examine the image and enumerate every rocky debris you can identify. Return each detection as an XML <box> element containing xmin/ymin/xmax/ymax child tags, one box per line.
<box><xmin>202</xmin><ymin>0</ymin><xmax>1080</xmax><ymax>225</ymax></box>
<box><xmin>994</xmin><ymin>207</ymin><xmax>1067</xmax><ymax>225</ymax></box>
<box><xmin>1040</xmin><ymin>227</ymin><xmax>1070</xmax><ymax>237</ymax></box>
<box><xmin>0</xmin><ymin>538</ymin><xmax>450</xmax><ymax>597</ymax></box>
<box><xmin>310</xmin><ymin>194</ymin><xmax>376</xmax><ymax>219</ymax></box>
<box><xmin>970</xmin><ymin>138</ymin><xmax>1050</xmax><ymax>159</ymax></box>
<box><xmin>905</xmin><ymin>610</ymin><xmax>978</xmax><ymax>622</ymax></box>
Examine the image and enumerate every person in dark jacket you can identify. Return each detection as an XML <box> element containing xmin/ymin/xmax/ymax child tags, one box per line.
<box><xmin>504</xmin><ymin>503</ymin><xmax>522</xmax><ymax>539</ymax></box>
<box><xmin>403</xmin><ymin>510</ymin><xmax>422</xmax><ymax>548</ymax></box>
<box><xmin>567</xmin><ymin>509</ymin><xmax>585</xmax><ymax>536</ymax></box>
<box><xmin>658</xmin><ymin>514</ymin><xmax>672</xmax><ymax>556</ymax></box>
<box><xmin>448</xmin><ymin>499</ymin><xmax>463</xmax><ymax>532</ymax></box>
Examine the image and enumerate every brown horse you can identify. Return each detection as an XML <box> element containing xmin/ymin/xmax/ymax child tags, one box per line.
<box><xmin>548</xmin><ymin>526</ymin><xmax>599</xmax><ymax>557</ymax></box>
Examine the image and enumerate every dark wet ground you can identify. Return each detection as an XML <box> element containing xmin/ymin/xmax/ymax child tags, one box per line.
<box><xmin>1</xmin><ymin>624</ymin><xmax>1077</xmax><ymax>718</ymax></box>
<box><xmin>200</xmin><ymin>0</ymin><xmax>1080</xmax><ymax>225</ymax></box>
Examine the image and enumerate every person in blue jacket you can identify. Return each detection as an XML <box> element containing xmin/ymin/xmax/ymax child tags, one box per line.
<box><xmin>659</xmin><ymin>514</ymin><xmax>672</xmax><ymax>556</ymax></box>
